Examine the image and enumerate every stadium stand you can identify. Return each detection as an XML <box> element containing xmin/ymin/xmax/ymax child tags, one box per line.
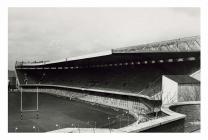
<box><xmin>15</xmin><ymin>36</ymin><xmax>200</xmax><ymax>119</ymax></box>
<box><xmin>16</xmin><ymin>61</ymin><xmax>199</xmax><ymax>96</ymax></box>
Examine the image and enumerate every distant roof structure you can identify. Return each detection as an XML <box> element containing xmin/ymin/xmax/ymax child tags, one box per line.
<box><xmin>164</xmin><ymin>75</ymin><xmax>200</xmax><ymax>84</ymax></box>
<box><xmin>113</xmin><ymin>36</ymin><xmax>200</xmax><ymax>53</ymax></box>
<box><xmin>8</xmin><ymin>70</ymin><xmax>16</xmax><ymax>78</ymax></box>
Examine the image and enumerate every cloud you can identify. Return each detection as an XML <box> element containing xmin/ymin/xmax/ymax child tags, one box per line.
<box><xmin>170</xmin><ymin>7</ymin><xmax>200</xmax><ymax>17</ymax></box>
<box><xmin>8</xmin><ymin>8</ymin><xmax>200</xmax><ymax>70</ymax></box>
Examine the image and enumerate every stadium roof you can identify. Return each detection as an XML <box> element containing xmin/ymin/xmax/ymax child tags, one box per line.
<box><xmin>113</xmin><ymin>36</ymin><xmax>200</xmax><ymax>53</ymax></box>
<box><xmin>16</xmin><ymin>35</ymin><xmax>200</xmax><ymax>67</ymax></box>
<box><xmin>164</xmin><ymin>75</ymin><xmax>200</xmax><ymax>84</ymax></box>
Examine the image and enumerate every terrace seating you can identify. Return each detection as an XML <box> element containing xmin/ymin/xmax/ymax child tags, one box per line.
<box><xmin>16</xmin><ymin>60</ymin><xmax>200</xmax><ymax>98</ymax></box>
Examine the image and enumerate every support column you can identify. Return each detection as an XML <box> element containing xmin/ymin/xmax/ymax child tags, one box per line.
<box><xmin>36</xmin><ymin>87</ymin><xmax>39</xmax><ymax>119</ymax></box>
<box><xmin>20</xmin><ymin>87</ymin><xmax>40</xmax><ymax>120</ymax></box>
<box><xmin>20</xmin><ymin>87</ymin><xmax>23</xmax><ymax>120</ymax></box>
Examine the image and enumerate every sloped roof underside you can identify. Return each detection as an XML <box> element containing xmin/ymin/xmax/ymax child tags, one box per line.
<box><xmin>16</xmin><ymin>36</ymin><xmax>200</xmax><ymax>67</ymax></box>
<box><xmin>165</xmin><ymin>75</ymin><xmax>200</xmax><ymax>84</ymax></box>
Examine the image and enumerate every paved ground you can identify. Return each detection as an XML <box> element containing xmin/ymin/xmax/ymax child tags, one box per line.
<box><xmin>192</xmin><ymin>129</ymin><xmax>200</xmax><ymax>133</ymax></box>
<box><xmin>170</xmin><ymin>104</ymin><xmax>200</xmax><ymax>132</ymax></box>
<box><xmin>8</xmin><ymin>91</ymin><xmax>136</xmax><ymax>132</ymax></box>
<box><xmin>49</xmin><ymin>128</ymin><xmax>125</xmax><ymax>133</ymax></box>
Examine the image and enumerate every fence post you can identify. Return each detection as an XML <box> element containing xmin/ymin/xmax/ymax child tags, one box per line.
<box><xmin>36</xmin><ymin>87</ymin><xmax>39</xmax><ymax>119</ymax></box>
<box><xmin>20</xmin><ymin>87</ymin><xmax>23</xmax><ymax>120</ymax></box>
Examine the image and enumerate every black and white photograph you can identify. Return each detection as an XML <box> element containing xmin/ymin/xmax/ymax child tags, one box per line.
<box><xmin>7</xmin><ymin>7</ymin><xmax>201</xmax><ymax>133</ymax></box>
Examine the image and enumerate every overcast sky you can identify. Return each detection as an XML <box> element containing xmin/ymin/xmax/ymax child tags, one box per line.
<box><xmin>8</xmin><ymin>7</ymin><xmax>200</xmax><ymax>70</ymax></box>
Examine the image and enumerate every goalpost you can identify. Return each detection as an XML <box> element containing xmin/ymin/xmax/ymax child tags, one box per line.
<box><xmin>20</xmin><ymin>87</ymin><xmax>39</xmax><ymax>120</ymax></box>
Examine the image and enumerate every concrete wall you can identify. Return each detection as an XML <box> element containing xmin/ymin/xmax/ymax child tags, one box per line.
<box><xmin>162</xmin><ymin>76</ymin><xmax>200</xmax><ymax>105</ymax></box>
<box><xmin>139</xmin><ymin>102</ymin><xmax>200</xmax><ymax>132</ymax></box>
<box><xmin>178</xmin><ymin>84</ymin><xmax>200</xmax><ymax>102</ymax></box>
<box><xmin>140</xmin><ymin>118</ymin><xmax>185</xmax><ymax>132</ymax></box>
<box><xmin>79</xmin><ymin>94</ymin><xmax>151</xmax><ymax>114</ymax></box>
<box><xmin>171</xmin><ymin>104</ymin><xmax>200</xmax><ymax>123</ymax></box>
<box><xmin>162</xmin><ymin>76</ymin><xmax>178</xmax><ymax>105</ymax></box>
<box><xmin>170</xmin><ymin>103</ymin><xmax>200</xmax><ymax>132</ymax></box>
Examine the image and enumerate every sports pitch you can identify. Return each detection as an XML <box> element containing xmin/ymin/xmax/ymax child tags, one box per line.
<box><xmin>8</xmin><ymin>91</ymin><xmax>136</xmax><ymax>132</ymax></box>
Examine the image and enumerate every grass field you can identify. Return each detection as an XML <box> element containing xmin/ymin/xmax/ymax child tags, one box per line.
<box><xmin>8</xmin><ymin>91</ymin><xmax>136</xmax><ymax>132</ymax></box>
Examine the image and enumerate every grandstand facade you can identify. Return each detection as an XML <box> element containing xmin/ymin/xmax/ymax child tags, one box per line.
<box><xmin>15</xmin><ymin>36</ymin><xmax>200</xmax><ymax>125</ymax></box>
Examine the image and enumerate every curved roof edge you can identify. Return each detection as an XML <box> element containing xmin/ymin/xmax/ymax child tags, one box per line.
<box><xmin>18</xmin><ymin>50</ymin><xmax>113</xmax><ymax>66</ymax></box>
